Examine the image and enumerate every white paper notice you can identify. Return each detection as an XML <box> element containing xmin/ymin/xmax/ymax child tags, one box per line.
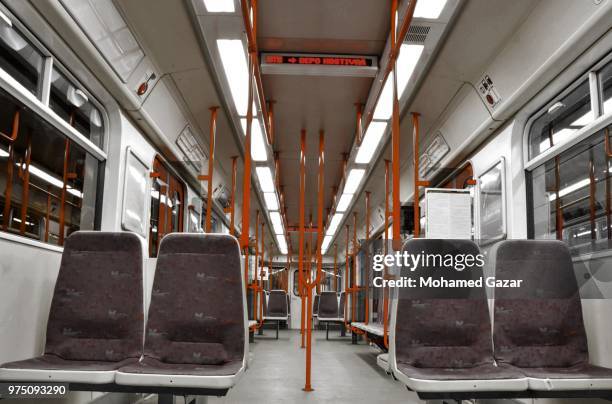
<box><xmin>425</xmin><ymin>189</ymin><xmax>472</xmax><ymax>239</ymax></box>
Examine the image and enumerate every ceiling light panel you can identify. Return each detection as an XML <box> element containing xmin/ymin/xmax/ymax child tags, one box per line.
<box><xmin>397</xmin><ymin>44</ymin><xmax>424</xmax><ymax>98</ymax></box>
<box><xmin>326</xmin><ymin>213</ymin><xmax>344</xmax><ymax>236</ymax></box>
<box><xmin>373</xmin><ymin>72</ymin><xmax>393</xmax><ymax>120</ymax></box>
<box><xmin>264</xmin><ymin>192</ymin><xmax>279</xmax><ymax>210</ymax></box>
<box><xmin>344</xmin><ymin>169</ymin><xmax>365</xmax><ymax>194</ymax></box>
<box><xmin>414</xmin><ymin>0</ymin><xmax>447</xmax><ymax>19</ymax></box>
<box><xmin>203</xmin><ymin>0</ymin><xmax>235</xmax><ymax>12</ymax></box>
<box><xmin>240</xmin><ymin>118</ymin><xmax>268</xmax><ymax>161</ymax></box>
<box><xmin>256</xmin><ymin>166</ymin><xmax>275</xmax><ymax>193</ymax></box>
<box><xmin>356</xmin><ymin>121</ymin><xmax>387</xmax><ymax>164</ymax></box>
<box><xmin>336</xmin><ymin>193</ymin><xmax>353</xmax><ymax>212</ymax></box>
<box><xmin>270</xmin><ymin>211</ymin><xmax>284</xmax><ymax>235</ymax></box>
<box><xmin>217</xmin><ymin>39</ymin><xmax>249</xmax><ymax>116</ymax></box>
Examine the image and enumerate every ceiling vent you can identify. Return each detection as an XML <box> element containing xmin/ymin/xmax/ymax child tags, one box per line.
<box><xmin>405</xmin><ymin>25</ymin><xmax>431</xmax><ymax>44</ymax></box>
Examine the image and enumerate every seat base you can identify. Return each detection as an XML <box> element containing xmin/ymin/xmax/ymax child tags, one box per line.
<box><xmin>0</xmin><ymin>355</ymin><xmax>139</xmax><ymax>384</ymax></box>
<box><xmin>395</xmin><ymin>363</ymin><xmax>528</xmax><ymax>392</ymax></box>
<box><xmin>520</xmin><ymin>364</ymin><xmax>612</xmax><ymax>391</ymax></box>
<box><xmin>351</xmin><ymin>322</ymin><xmax>384</xmax><ymax>336</ymax></box>
<box><xmin>115</xmin><ymin>358</ymin><xmax>245</xmax><ymax>389</ymax></box>
<box><xmin>377</xmin><ymin>353</ymin><xmax>390</xmax><ymax>372</ymax></box>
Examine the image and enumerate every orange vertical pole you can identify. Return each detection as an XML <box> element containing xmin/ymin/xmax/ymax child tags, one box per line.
<box><xmin>19</xmin><ymin>134</ymin><xmax>32</xmax><ymax>235</ymax></box>
<box><xmin>230</xmin><ymin>156</ymin><xmax>238</xmax><ymax>236</ymax></box>
<box><xmin>259</xmin><ymin>221</ymin><xmax>265</xmax><ymax>326</ymax></box>
<box><xmin>298</xmin><ymin>130</ymin><xmax>307</xmax><ymax>349</ymax></box>
<box><xmin>253</xmin><ymin>210</ymin><xmax>260</xmax><ymax>326</ymax></box>
<box><xmin>58</xmin><ymin>139</ymin><xmax>70</xmax><ymax>246</ymax></box>
<box><xmin>355</xmin><ymin>103</ymin><xmax>363</xmax><ymax>145</ymax></box>
<box><xmin>303</xmin><ymin>130</ymin><xmax>324</xmax><ymax>392</ymax></box>
<box><xmin>344</xmin><ymin>224</ymin><xmax>350</xmax><ymax>327</ymax></box>
<box><xmin>333</xmin><ymin>244</ymin><xmax>338</xmax><ymax>291</ymax></box>
<box><xmin>351</xmin><ymin>212</ymin><xmax>357</xmax><ymax>324</ymax></box>
<box><xmin>383</xmin><ymin>159</ymin><xmax>390</xmax><ymax>348</ymax></box>
<box><xmin>204</xmin><ymin>107</ymin><xmax>218</xmax><ymax>232</ymax></box>
<box><xmin>390</xmin><ymin>0</ymin><xmax>401</xmax><ymax>251</ymax></box>
<box><xmin>364</xmin><ymin>191</ymin><xmax>371</xmax><ymax>324</ymax></box>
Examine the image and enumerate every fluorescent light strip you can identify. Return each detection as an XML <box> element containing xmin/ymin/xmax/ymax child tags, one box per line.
<box><xmin>321</xmin><ymin>235</ymin><xmax>332</xmax><ymax>254</ymax></box>
<box><xmin>263</xmin><ymin>192</ymin><xmax>279</xmax><ymax>210</ymax></box>
<box><xmin>276</xmin><ymin>234</ymin><xmax>288</xmax><ymax>254</ymax></box>
<box><xmin>270</xmin><ymin>211</ymin><xmax>284</xmax><ymax>235</ymax></box>
<box><xmin>344</xmin><ymin>169</ymin><xmax>365</xmax><ymax>194</ymax></box>
<box><xmin>255</xmin><ymin>166</ymin><xmax>275</xmax><ymax>193</ymax></box>
<box><xmin>217</xmin><ymin>39</ymin><xmax>249</xmax><ymax>116</ymax></box>
<box><xmin>548</xmin><ymin>178</ymin><xmax>590</xmax><ymax>201</ymax></box>
<box><xmin>373</xmin><ymin>73</ymin><xmax>393</xmax><ymax>120</ymax></box>
<box><xmin>397</xmin><ymin>44</ymin><xmax>424</xmax><ymax>99</ymax></box>
<box><xmin>356</xmin><ymin>121</ymin><xmax>387</xmax><ymax>164</ymax></box>
<box><xmin>0</xmin><ymin>148</ymin><xmax>8</xmax><ymax>158</ymax></box>
<box><xmin>414</xmin><ymin>0</ymin><xmax>447</xmax><ymax>19</ymax></box>
<box><xmin>203</xmin><ymin>0</ymin><xmax>235</xmax><ymax>12</ymax></box>
<box><xmin>336</xmin><ymin>193</ymin><xmax>353</xmax><ymax>212</ymax></box>
<box><xmin>326</xmin><ymin>213</ymin><xmax>344</xmax><ymax>236</ymax></box>
<box><xmin>241</xmin><ymin>118</ymin><xmax>268</xmax><ymax>161</ymax></box>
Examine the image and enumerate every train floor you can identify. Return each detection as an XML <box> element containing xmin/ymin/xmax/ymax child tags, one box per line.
<box><xmin>142</xmin><ymin>329</ymin><xmax>420</xmax><ymax>404</ymax></box>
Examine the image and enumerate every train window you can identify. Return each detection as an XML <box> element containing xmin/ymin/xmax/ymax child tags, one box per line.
<box><xmin>600</xmin><ymin>61</ymin><xmax>612</xmax><ymax>115</ymax></box>
<box><xmin>0</xmin><ymin>18</ymin><xmax>44</xmax><ymax>96</ymax></box>
<box><xmin>529</xmin><ymin>128</ymin><xmax>610</xmax><ymax>255</ymax></box>
<box><xmin>528</xmin><ymin>80</ymin><xmax>593</xmax><ymax>159</ymax></box>
<box><xmin>478</xmin><ymin>159</ymin><xmax>506</xmax><ymax>242</ymax></box>
<box><xmin>0</xmin><ymin>88</ymin><xmax>101</xmax><ymax>246</ymax></box>
<box><xmin>49</xmin><ymin>68</ymin><xmax>104</xmax><ymax>147</ymax></box>
<box><xmin>148</xmin><ymin>156</ymin><xmax>185</xmax><ymax>257</ymax></box>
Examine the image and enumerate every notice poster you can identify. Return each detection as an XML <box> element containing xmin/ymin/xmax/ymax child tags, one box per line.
<box><xmin>425</xmin><ymin>189</ymin><xmax>472</xmax><ymax>239</ymax></box>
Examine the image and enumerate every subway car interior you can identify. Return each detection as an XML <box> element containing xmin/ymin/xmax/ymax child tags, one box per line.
<box><xmin>1</xmin><ymin>0</ymin><xmax>612</xmax><ymax>403</ymax></box>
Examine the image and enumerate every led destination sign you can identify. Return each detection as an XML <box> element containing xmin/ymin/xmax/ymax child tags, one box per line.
<box><xmin>260</xmin><ymin>53</ymin><xmax>378</xmax><ymax>78</ymax></box>
<box><xmin>264</xmin><ymin>54</ymin><xmax>374</xmax><ymax>67</ymax></box>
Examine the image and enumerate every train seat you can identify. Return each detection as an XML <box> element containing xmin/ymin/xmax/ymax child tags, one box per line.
<box><xmin>351</xmin><ymin>322</ymin><xmax>384</xmax><ymax>336</ymax></box>
<box><xmin>392</xmin><ymin>239</ymin><xmax>527</xmax><ymax>393</ymax></box>
<box><xmin>492</xmin><ymin>240</ymin><xmax>612</xmax><ymax>391</ymax></box>
<box><xmin>115</xmin><ymin>233</ymin><xmax>247</xmax><ymax>390</ymax></box>
<box><xmin>264</xmin><ymin>290</ymin><xmax>289</xmax><ymax>320</ymax></box>
<box><xmin>0</xmin><ymin>232</ymin><xmax>144</xmax><ymax>384</ymax></box>
<box><xmin>312</xmin><ymin>294</ymin><xmax>320</xmax><ymax>318</ymax></box>
<box><xmin>317</xmin><ymin>291</ymin><xmax>343</xmax><ymax>322</ymax></box>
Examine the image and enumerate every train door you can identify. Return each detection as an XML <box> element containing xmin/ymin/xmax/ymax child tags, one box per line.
<box><xmin>290</xmin><ymin>268</ymin><xmax>307</xmax><ymax>329</ymax></box>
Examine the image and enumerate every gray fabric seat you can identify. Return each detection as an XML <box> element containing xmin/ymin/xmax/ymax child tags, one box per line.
<box><xmin>0</xmin><ymin>232</ymin><xmax>144</xmax><ymax>384</ymax></box>
<box><xmin>492</xmin><ymin>240</ymin><xmax>612</xmax><ymax>391</ymax></box>
<box><xmin>265</xmin><ymin>290</ymin><xmax>288</xmax><ymax>320</ymax></box>
<box><xmin>317</xmin><ymin>291</ymin><xmax>342</xmax><ymax>321</ymax></box>
<box><xmin>392</xmin><ymin>239</ymin><xmax>527</xmax><ymax>393</ymax></box>
<box><xmin>312</xmin><ymin>294</ymin><xmax>320</xmax><ymax>317</ymax></box>
<box><xmin>115</xmin><ymin>234</ymin><xmax>247</xmax><ymax>390</ymax></box>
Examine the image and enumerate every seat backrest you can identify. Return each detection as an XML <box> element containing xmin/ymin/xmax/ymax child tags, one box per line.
<box><xmin>318</xmin><ymin>291</ymin><xmax>339</xmax><ymax>318</ymax></box>
<box><xmin>492</xmin><ymin>240</ymin><xmax>588</xmax><ymax>368</ymax></box>
<box><xmin>339</xmin><ymin>292</ymin><xmax>345</xmax><ymax>318</ymax></box>
<box><xmin>45</xmin><ymin>231</ymin><xmax>143</xmax><ymax>362</ymax></box>
<box><xmin>394</xmin><ymin>239</ymin><xmax>492</xmax><ymax>369</ymax></box>
<box><xmin>144</xmin><ymin>234</ymin><xmax>245</xmax><ymax>365</ymax></box>
<box><xmin>313</xmin><ymin>294</ymin><xmax>320</xmax><ymax>315</ymax></box>
<box><xmin>267</xmin><ymin>290</ymin><xmax>288</xmax><ymax>317</ymax></box>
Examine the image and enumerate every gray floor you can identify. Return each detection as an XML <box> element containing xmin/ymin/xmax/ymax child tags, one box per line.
<box><xmin>188</xmin><ymin>329</ymin><xmax>421</xmax><ymax>404</ymax></box>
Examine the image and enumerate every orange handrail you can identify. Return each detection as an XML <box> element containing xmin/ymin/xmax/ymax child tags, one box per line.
<box><xmin>198</xmin><ymin>107</ymin><xmax>219</xmax><ymax>232</ymax></box>
<box><xmin>383</xmin><ymin>160</ymin><xmax>390</xmax><ymax>348</ymax></box>
<box><xmin>303</xmin><ymin>130</ymin><xmax>324</xmax><ymax>392</ymax></box>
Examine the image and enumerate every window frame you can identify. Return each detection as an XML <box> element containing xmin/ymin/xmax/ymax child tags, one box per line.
<box><xmin>0</xmin><ymin>5</ymin><xmax>108</xmax><ymax>249</ymax></box>
<box><xmin>524</xmin><ymin>53</ymin><xmax>612</xmax><ymax>172</ymax></box>
<box><xmin>524</xmin><ymin>52</ymin><xmax>612</xmax><ymax>256</ymax></box>
<box><xmin>476</xmin><ymin>157</ymin><xmax>507</xmax><ymax>245</ymax></box>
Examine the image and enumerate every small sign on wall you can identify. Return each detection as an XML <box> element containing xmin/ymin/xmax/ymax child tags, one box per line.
<box><xmin>425</xmin><ymin>188</ymin><xmax>472</xmax><ymax>239</ymax></box>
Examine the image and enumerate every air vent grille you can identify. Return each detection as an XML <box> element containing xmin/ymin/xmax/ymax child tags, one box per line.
<box><xmin>406</xmin><ymin>25</ymin><xmax>430</xmax><ymax>44</ymax></box>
